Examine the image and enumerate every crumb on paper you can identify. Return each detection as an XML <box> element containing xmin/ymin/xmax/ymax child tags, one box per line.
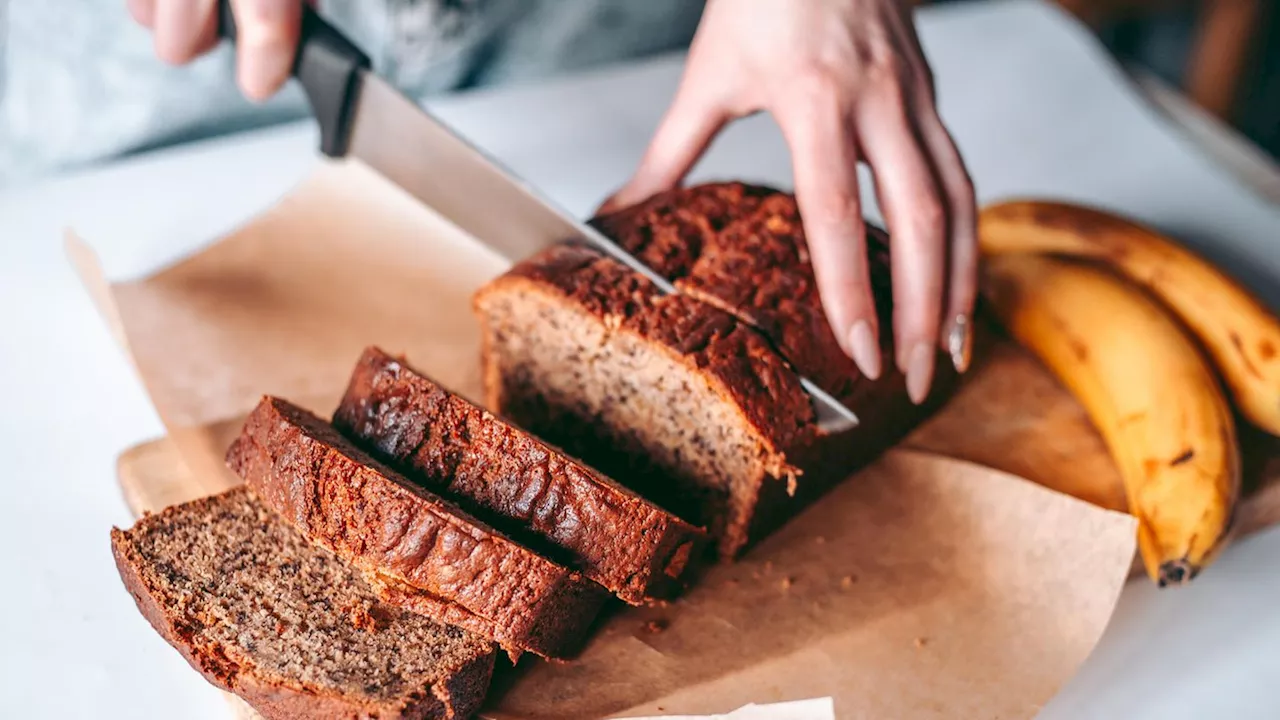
<box><xmin>840</xmin><ymin>575</ymin><xmax>856</xmax><ymax>589</ymax></box>
<box><xmin>814</xmin><ymin>535</ymin><xmax>826</xmax><ymax>545</ymax></box>
<box><xmin>664</xmin><ymin>540</ymin><xmax>695</xmax><ymax>579</ymax></box>
<box><xmin>914</xmin><ymin>636</ymin><xmax>928</xmax><ymax>649</ymax></box>
<box><xmin>780</xmin><ymin>576</ymin><xmax>794</xmax><ymax>591</ymax></box>
<box><xmin>642</xmin><ymin>619</ymin><xmax>668</xmax><ymax>634</ymax></box>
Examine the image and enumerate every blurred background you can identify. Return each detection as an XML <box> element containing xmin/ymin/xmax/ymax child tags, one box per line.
<box><xmin>1025</xmin><ymin>0</ymin><xmax>1278</xmax><ymax>159</ymax></box>
<box><xmin>0</xmin><ymin>0</ymin><xmax>1275</xmax><ymax>182</ymax></box>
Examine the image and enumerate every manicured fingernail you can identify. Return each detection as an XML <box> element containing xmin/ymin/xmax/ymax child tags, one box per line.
<box><xmin>848</xmin><ymin>320</ymin><xmax>882</xmax><ymax>380</ymax></box>
<box><xmin>905</xmin><ymin>342</ymin><xmax>935</xmax><ymax>405</ymax></box>
<box><xmin>947</xmin><ymin>314</ymin><xmax>972</xmax><ymax>373</ymax></box>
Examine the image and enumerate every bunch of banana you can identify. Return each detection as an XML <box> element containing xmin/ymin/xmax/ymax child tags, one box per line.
<box><xmin>981</xmin><ymin>201</ymin><xmax>1280</xmax><ymax>435</ymax></box>
<box><xmin>977</xmin><ymin>200</ymin><xmax>1280</xmax><ymax>585</ymax></box>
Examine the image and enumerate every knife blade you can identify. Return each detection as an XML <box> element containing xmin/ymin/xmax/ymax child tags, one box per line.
<box><xmin>217</xmin><ymin>2</ymin><xmax>859</xmax><ymax>433</ymax></box>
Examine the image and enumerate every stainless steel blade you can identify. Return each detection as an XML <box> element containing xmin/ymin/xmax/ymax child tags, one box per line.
<box><xmin>346</xmin><ymin>74</ymin><xmax>859</xmax><ymax>432</ymax></box>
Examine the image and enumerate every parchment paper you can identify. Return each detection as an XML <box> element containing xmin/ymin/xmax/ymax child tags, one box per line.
<box><xmin>71</xmin><ymin>159</ymin><xmax>1138</xmax><ymax>719</ymax></box>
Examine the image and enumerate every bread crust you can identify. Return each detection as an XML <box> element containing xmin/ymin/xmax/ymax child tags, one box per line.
<box><xmin>473</xmin><ymin>244</ymin><xmax>815</xmax><ymax>464</ymax></box>
<box><xmin>334</xmin><ymin>346</ymin><xmax>708</xmax><ymax>604</ymax></box>
<box><xmin>590</xmin><ymin>181</ymin><xmax>896</xmax><ymax>407</ymax></box>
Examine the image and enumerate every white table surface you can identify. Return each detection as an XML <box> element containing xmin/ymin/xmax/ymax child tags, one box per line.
<box><xmin>2</xmin><ymin>1</ymin><xmax>1278</xmax><ymax>718</ymax></box>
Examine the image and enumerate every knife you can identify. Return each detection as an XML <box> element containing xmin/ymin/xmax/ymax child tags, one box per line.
<box><xmin>216</xmin><ymin>2</ymin><xmax>859</xmax><ymax>433</ymax></box>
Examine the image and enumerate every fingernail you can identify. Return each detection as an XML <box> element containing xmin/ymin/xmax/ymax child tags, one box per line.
<box><xmin>947</xmin><ymin>314</ymin><xmax>973</xmax><ymax>373</ymax></box>
<box><xmin>905</xmin><ymin>342</ymin><xmax>935</xmax><ymax>405</ymax></box>
<box><xmin>848</xmin><ymin>320</ymin><xmax>882</xmax><ymax>381</ymax></box>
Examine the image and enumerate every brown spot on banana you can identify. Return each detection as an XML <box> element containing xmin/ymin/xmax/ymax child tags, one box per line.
<box><xmin>1229</xmin><ymin>330</ymin><xmax>1263</xmax><ymax>380</ymax></box>
<box><xmin>1170</xmin><ymin>448</ymin><xmax>1196</xmax><ymax>466</ymax></box>
<box><xmin>1260</xmin><ymin>340</ymin><xmax>1277</xmax><ymax>361</ymax></box>
<box><xmin>1069</xmin><ymin>339</ymin><xmax>1089</xmax><ymax>362</ymax></box>
<box><xmin>1143</xmin><ymin>458</ymin><xmax>1161</xmax><ymax>479</ymax></box>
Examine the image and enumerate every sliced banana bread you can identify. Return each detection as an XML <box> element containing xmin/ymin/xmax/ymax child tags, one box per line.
<box><xmin>111</xmin><ymin>487</ymin><xmax>495</xmax><ymax>720</ymax></box>
<box><xmin>473</xmin><ymin>182</ymin><xmax>953</xmax><ymax>558</ymax></box>
<box><xmin>226</xmin><ymin>396</ymin><xmax>608</xmax><ymax>659</ymax></box>
<box><xmin>334</xmin><ymin>346</ymin><xmax>707</xmax><ymax>604</ymax></box>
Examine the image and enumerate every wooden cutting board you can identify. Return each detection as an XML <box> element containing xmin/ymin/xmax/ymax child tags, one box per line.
<box><xmin>114</xmin><ymin>337</ymin><xmax>1280</xmax><ymax>720</ymax></box>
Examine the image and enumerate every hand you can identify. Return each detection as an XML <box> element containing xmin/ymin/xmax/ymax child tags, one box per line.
<box><xmin>127</xmin><ymin>0</ymin><xmax>304</xmax><ymax>101</ymax></box>
<box><xmin>607</xmin><ymin>0</ymin><xmax>976</xmax><ymax>404</ymax></box>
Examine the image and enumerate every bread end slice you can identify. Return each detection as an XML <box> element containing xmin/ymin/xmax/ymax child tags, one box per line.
<box><xmin>111</xmin><ymin>487</ymin><xmax>495</xmax><ymax>720</ymax></box>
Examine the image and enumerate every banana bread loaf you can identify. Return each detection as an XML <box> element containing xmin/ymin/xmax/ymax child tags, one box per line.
<box><xmin>334</xmin><ymin>346</ymin><xmax>707</xmax><ymax>604</ymax></box>
<box><xmin>111</xmin><ymin>486</ymin><xmax>495</xmax><ymax>720</ymax></box>
<box><xmin>226</xmin><ymin>396</ymin><xmax>608</xmax><ymax>659</ymax></box>
<box><xmin>473</xmin><ymin>182</ymin><xmax>953</xmax><ymax>558</ymax></box>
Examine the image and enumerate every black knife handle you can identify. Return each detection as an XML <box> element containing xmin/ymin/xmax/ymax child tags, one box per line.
<box><xmin>217</xmin><ymin>1</ymin><xmax>371</xmax><ymax>157</ymax></box>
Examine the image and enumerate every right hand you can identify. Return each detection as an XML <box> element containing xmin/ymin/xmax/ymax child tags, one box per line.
<box><xmin>606</xmin><ymin>0</ymin><xmax>976</xmax><ymax>402</ymax></box>
<box><xmin>128</xmin><ymin>0</ymin><xmax>305</xmax><ymax>101</ymax></box>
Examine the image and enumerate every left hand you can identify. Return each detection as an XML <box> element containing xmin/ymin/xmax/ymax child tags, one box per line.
<box><xmin>605</xmin><ymin>0</ymin><xmax>976</xmax><ymax>404</ymax></box>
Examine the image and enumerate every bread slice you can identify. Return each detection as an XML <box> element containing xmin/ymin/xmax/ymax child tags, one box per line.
<box><xmin>334</xmin><ymin>346</ymin><xmax>707</xmax><ymax>604</ymax></box>
<box><xmin>226</xmin><ymin>396</ymin><xmax>608</xmax><ymax>659</ymax></box>
<box><xmin>473</xmin><ymin>183</ymin><xmax>952</xmax><ymax>558</ymax></box>
<box><xmin>110</xmin><ymin>487</ymin><xmax>495</xmax><ymax>720</ymax></box>
<box><xmin>473</xmin><ymin>243</ymin><xmax>813</xmax><ymax>556</ymax></box>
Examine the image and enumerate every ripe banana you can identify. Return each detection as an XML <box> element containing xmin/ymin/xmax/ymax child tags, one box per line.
<box><xmin>979</xmin><ymin>200</ymin><xmax>1280</xmax><ymax>437</ymax></box>
<box><xmin>982</xmin><ymin>254</ymin><xmax>1240</xmax><ymax>586</ymax></box>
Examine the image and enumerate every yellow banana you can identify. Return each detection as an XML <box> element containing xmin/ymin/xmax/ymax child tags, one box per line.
<box><xmin>979</xmin><ymin>200</ymin><xmax>1280</xmax><ymax>437</ymax></box>
<box><xmin>982</xmin><ymin>254</ymin><xmax>1240</xmax><ymax>585</ymax></box>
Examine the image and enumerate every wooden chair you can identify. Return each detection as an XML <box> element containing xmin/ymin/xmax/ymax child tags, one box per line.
<box><xmin>909</xmin><ymin>0</ymin><xmax>1268</xmax><ymax>121</ymax></box>
<box><xmin>1053</xmin><ymin>0</ymin><xmax>1266</xmax><ymax>120</ymax></box>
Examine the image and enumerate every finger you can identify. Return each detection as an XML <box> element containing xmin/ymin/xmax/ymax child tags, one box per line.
<box><xmin>774</xmin><ymin>92</ymin><xmax>882</xmax><ymax>381</ymax></box>
<box><xmin>918</xmin><ymin>109</ymin><xmax>977</xmax><ymax>373</ymax></box>
<box><xmin>154</xmin><ymin>0</ymin><xmax>217</xmax><ymax>65</ymax></box>
<box><xmin>230</xmin><ymin>0</ymin><xmax>302</xmax><ymax>101</ymax></box>
<box><xmin>897</xmin><ymin>20</ymin><xmax>936</xmax><ymax>103</ymax></box>
<box><xmin>856</xmin><ymin>91</ymin><xmax>948</xmax><ymax>404</ymax></box>
<box><xmin>607</xmin><ymin>81</ymin><xmax>732</xmax><ymax>211</ymax></box>
<box><xmin>127</xmin><ymin>0</ymin><xmax>157</xmax><ymax>29</ymax></box>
